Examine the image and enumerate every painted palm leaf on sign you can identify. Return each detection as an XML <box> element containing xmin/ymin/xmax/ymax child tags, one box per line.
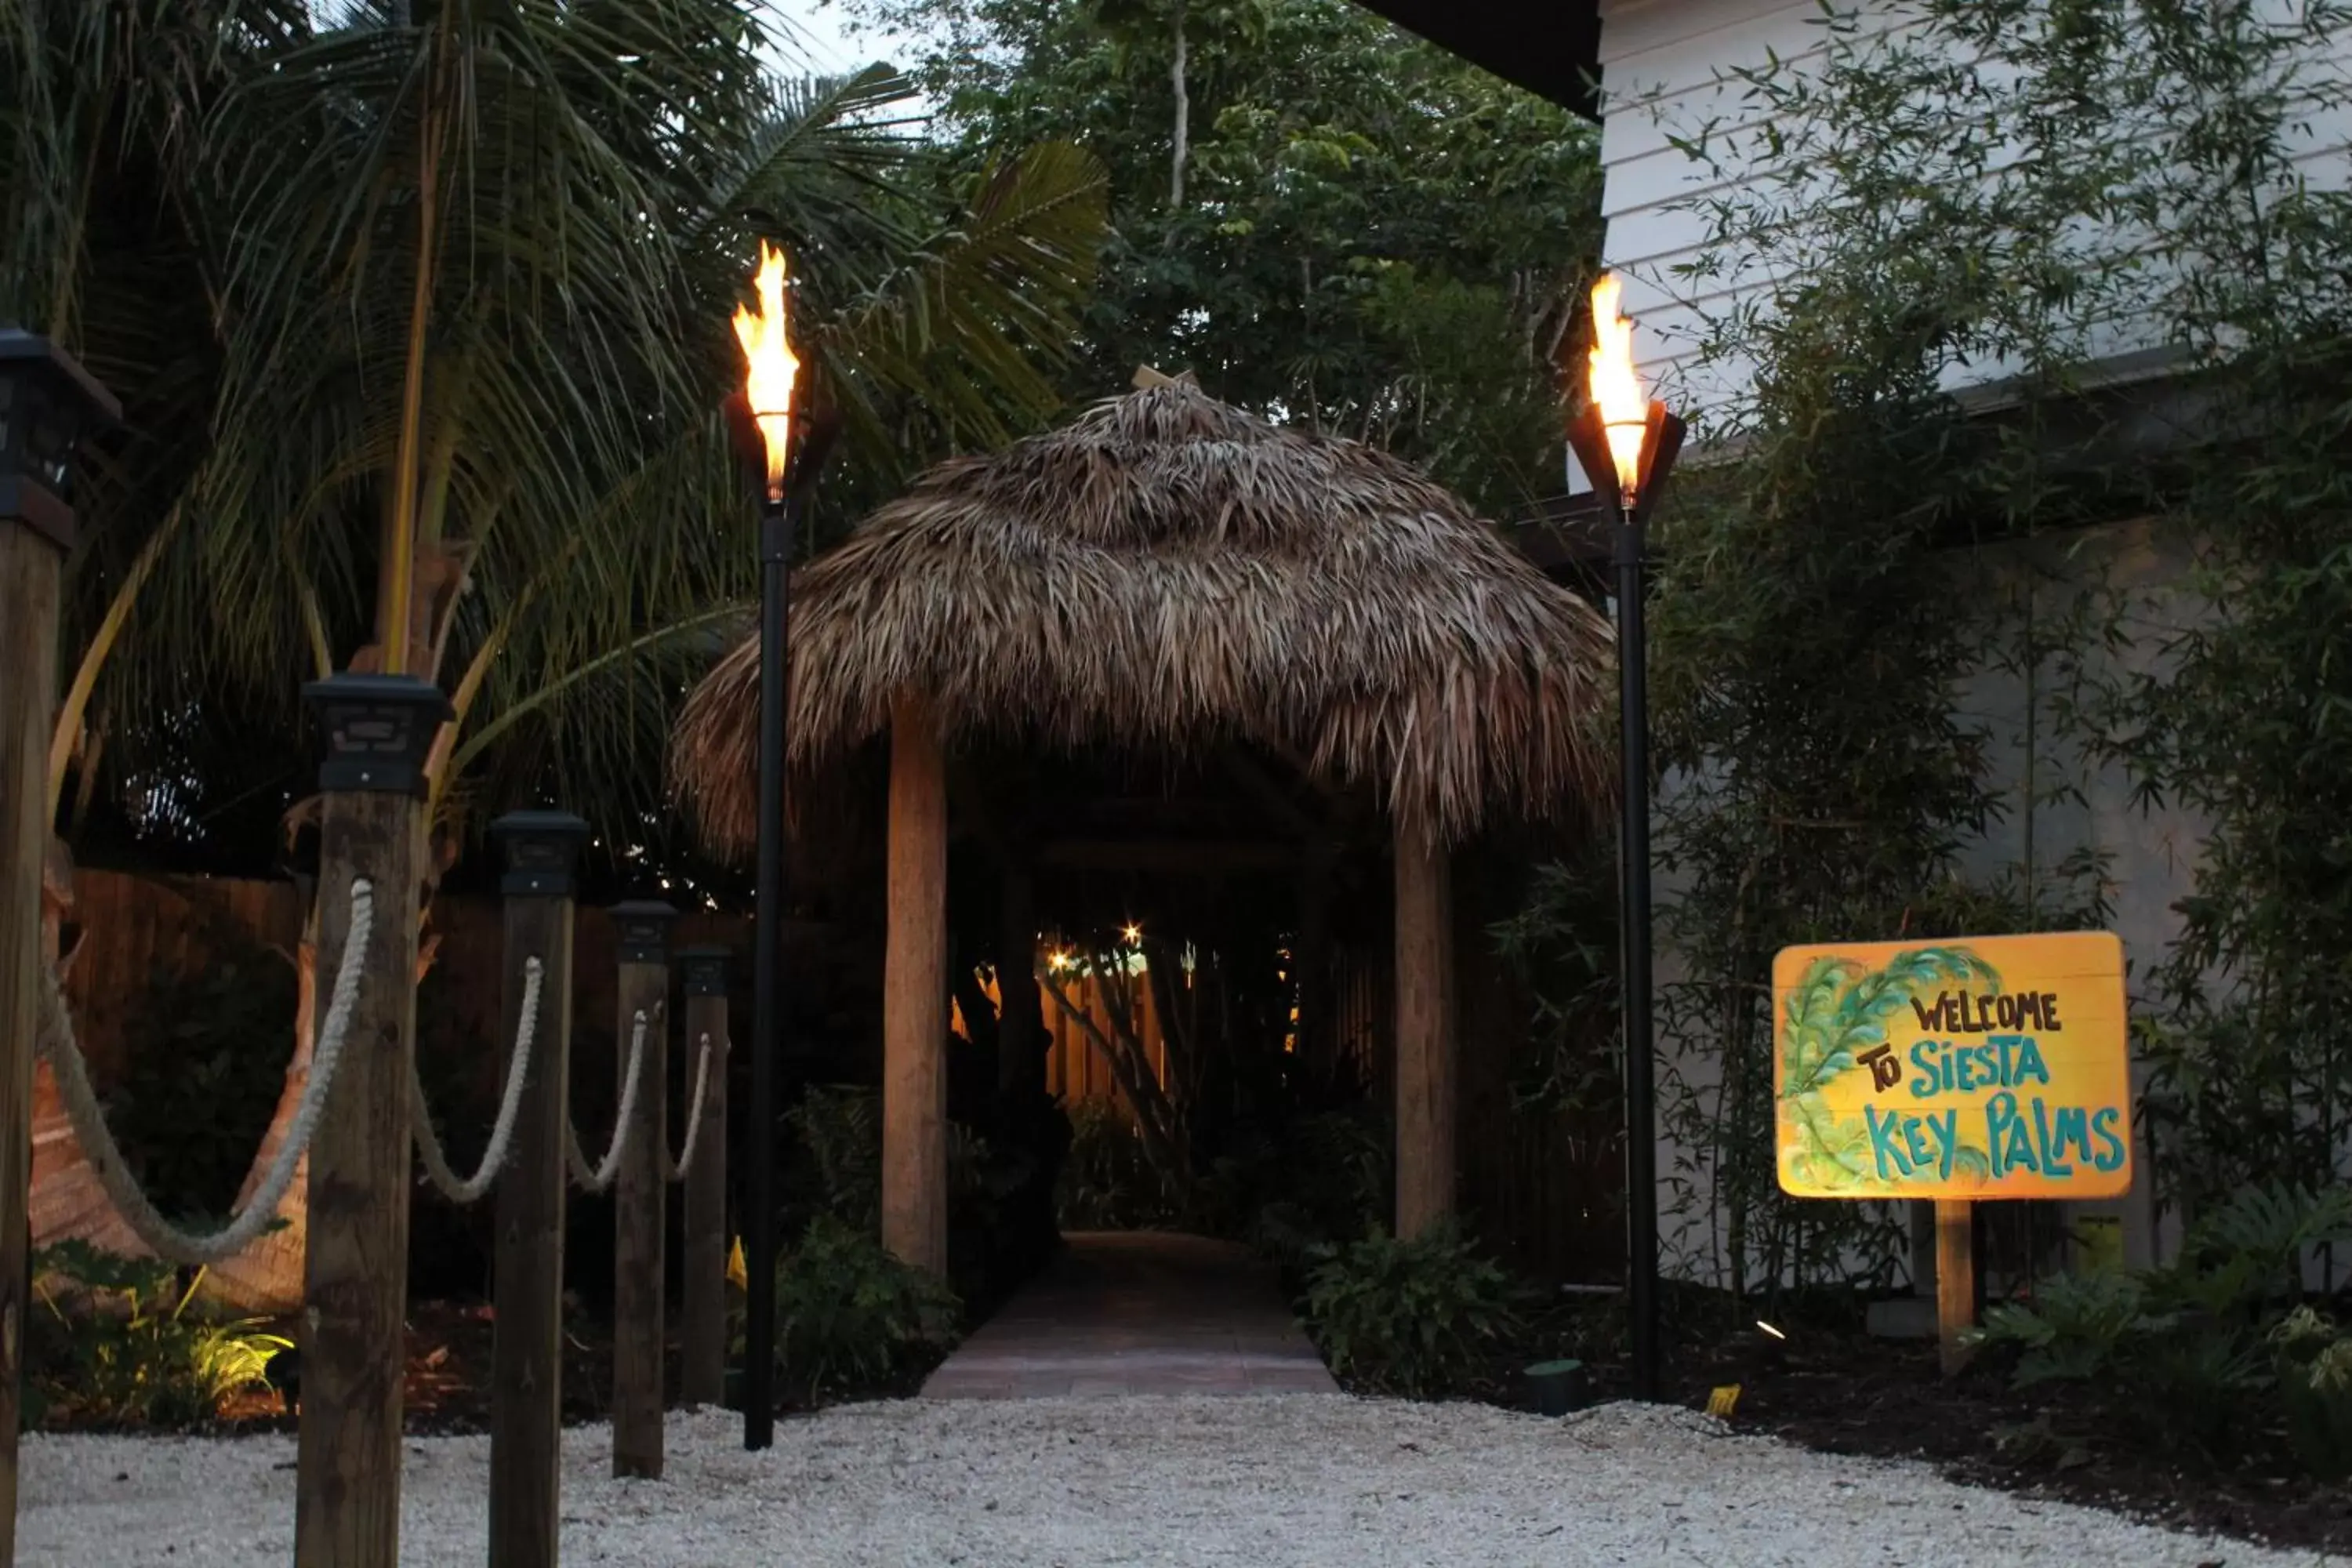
<box><xmin>1780</xmin><ymin>946</ymin><xmax>2000</xmax><ymax>1192</ymax></box>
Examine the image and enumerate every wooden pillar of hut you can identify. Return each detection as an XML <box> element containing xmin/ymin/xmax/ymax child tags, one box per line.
<box><xmin>881</xmin><ymin>695</ymin><xmax>949</xmax><ymax>1277</ymax></box>
<box><xmin>1392</xmin><ymin>820</ymin><xmax>1457</xmax><ymax>1240</ymax></box>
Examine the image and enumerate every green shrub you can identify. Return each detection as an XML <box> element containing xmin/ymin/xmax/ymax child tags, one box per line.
<box><xmin>784</xmin><ymin>1085</ymin><xmax>884</xmax><ymax>1234</ymax></box>
<box><xmin>24</xmin><ymin>1241</ymin><xmax>289</xmax><ymax>1431</ymax></box>
<box><xmin>107</xmin><ymin>946</ymin><xmax>296</xmax><ymax>1219</ymax></box>
<box><xmin>1054</xmin><ymin>1100</ymin><xmax>1183</xmax><ymax>1231</ymax></box>
<box><xmin>759</xmin><ymin>1214</ymin><xmax>960</xmax><ymax>1405</ymax></box>
<box><xmin>1243</xmin><ymin>1108</ymin><xmax>1392</xmax><ymax>1272</ymax></box>
<box><xmin>2273</xmin><ymin>1307</ymin><xmax>2352</xmax><ymax>1480</ymax></box>
<box><xmin>1974</xmin><ymin>1272</ymin><xmax>2159</xmax><ymax>1386</ymax></box>
<box><xmin>1967</xmin><ymin>1182</ymin><xmax>2352</xmax><ymax>1463</ymax></box>
<box><xmin>1301</xmin><ymin>1221</ymin><xmax>1523</xmax><ymax>1399</ymax></box>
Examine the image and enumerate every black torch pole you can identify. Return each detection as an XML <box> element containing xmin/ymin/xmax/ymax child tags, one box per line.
<box><xmin>745</xmin><ymin>488</ymin><xmax>790</xmax><ymax>1450</ymax></box>
<box><xmin>1615</xmin><ymin>495</ymin><xmax>1660</xmax><ymax>1403</ymax></box>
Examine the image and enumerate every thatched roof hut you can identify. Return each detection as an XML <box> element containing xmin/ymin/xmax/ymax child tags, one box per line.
<box><xmin>669</xmin><ymin>382</ymin><xmax>1616</xmax><ymax>1272</ymax></box>
<box><xmin>670</xmin><ymin>383</ymin><xmax>1614</xmax><ymax>852</ymax></box>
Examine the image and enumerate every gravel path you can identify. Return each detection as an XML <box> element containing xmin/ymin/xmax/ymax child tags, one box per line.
<box><xmin>20</xmin><ymin>1397</ymin><xmax>2341</xmax><ymax>1567</ymax></box>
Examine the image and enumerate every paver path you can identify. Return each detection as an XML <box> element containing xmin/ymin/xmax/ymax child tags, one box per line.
<box><xmin>921</xmin><ymin>1229</ymin><xmax>1340</xmax><ymax>1397</ymax></box>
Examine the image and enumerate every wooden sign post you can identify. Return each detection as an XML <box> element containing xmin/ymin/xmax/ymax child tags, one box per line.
<box><xmin>1772</xmin><ymin>932</ymin><xmax>2132</xmax><ymax>1376</ymax></box>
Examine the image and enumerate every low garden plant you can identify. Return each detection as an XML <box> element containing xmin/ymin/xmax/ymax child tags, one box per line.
<box><xmin>1968</xmin><ymin>1182</ymin><xmax>2352</xmax><ymax>1468</ymax></box>
<box><xmin>753</xmin><ymin>1214</ymin><xmax>962</xmax><ymax>1406</ymax></box>
<box><xmin>1301</xmin><ymin>1221</ymin><xmax>1524</xmax><ymax>1399</ymax></box>
<box><xmin>24</xmin><ymin>1240</ymin><xmax>289</xmax><ymax>1431</ymax></box>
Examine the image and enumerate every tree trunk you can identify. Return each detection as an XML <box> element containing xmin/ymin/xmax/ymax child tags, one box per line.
<box><xmin>1169</xmin><ymin>0</ymin><xmax>1189</xmax><ymax>209</ymax></box>
<box><xmin>201</xmin><ymin>915</ymin><xmax>320</xmax><ymax>1312</ymax></box>
<box><xmin>27</xmin><ymin>838</ymin><xmax>154</xmax><ymax>1265</ymax></box>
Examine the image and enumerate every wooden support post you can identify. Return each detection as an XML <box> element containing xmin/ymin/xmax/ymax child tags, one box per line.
<box><xmin>0</xmin><ymin>517</ymin><xmax>63</xmax><ymax>1566</ymax></box>
<box><xmin>610</xmin><ymin>902</ymin><xmax>674</xmax><ymax>1479</ymax></box>
<box><xmin>1936</xmin><ymin>1199</ymin><xmax>1977</xmax><ymax>1377</ymax></box>
<box><xmin>677</xmin><ymin>946</ymin><xmax>732</xmax><ymax>1410</ymax></box>
<box><xmin>881</xmin><ymin>696</ymin><xmax>949</xmax><ymax>1277</ymax></box>
<box><xmin>1393</xmin><ymin>821</ymin><xmax>1457</xmax><ymax>1240</ymax></box>
<box><xmin>0</xmin><ymin>336</ymin><xmax>114</xmax><ymax>1568</ymax></box>
<box><xmin>485</xmin><ymin>813</ymin><xmax>585</xmax><ymax>1568</ymax></box>
<box><xmin>295</xmin><ymin>675</ymin><xmax>446</xmax><ymax>1568</ymax></box>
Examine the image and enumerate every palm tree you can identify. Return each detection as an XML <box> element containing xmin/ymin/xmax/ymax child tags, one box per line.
<box><xmin>9</xmin><ymin>0</ymin><xmax>1107</xmax><ymax>1307</ymax></box>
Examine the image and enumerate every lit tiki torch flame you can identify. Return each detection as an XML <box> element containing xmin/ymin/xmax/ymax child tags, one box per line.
<box><xmin>1586</xmin><ymin>272</ymin><xmax>1650</xmax><ymax>502</ymax></box>
<box><xmin>733</xmin><ymin>240</ymin><xmax>800</xmax><ymax>502</ymax></box>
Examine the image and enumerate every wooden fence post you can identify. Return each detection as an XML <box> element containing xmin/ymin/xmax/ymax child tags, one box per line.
<box><xmin>486</xmin><ymin>812</ymin><xmax>585</xmax><ymax>1568</ymax></box>
<box><xmin>0</xmin><ymin>469</ymin><xmax>63</xmax><ymax>1568</ymax></box>
<box><xmin>677</xmin><ymin>946</ymin><xmax>731</xmax><ymax>1410</ymax></box>
<box><xmin>611</xmin><ymin>901</ymin><xmax>673</xmax><ymax>1479</ymax></box>
<box><xmin>294</xmin><ymin>674</ymin><xmax>448</xmax><ymax>1568</ymax></box>
<box><xmin>0</xmin><ymin>333</ymin><xmax>115</xmax><ymax>1568</ymax></box>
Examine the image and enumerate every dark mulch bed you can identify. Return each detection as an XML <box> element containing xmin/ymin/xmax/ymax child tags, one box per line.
<box><xmin>1457</xmin><ymin>1294</ymin><xmax>2352</xmax><ymax>1557</ymax></box>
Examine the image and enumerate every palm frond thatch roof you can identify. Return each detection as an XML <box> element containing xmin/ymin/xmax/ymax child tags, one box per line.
<box><xmin>670</xmin><ymin>383</ymin><xmax>1615</xmax><ymax>852</ymax></box>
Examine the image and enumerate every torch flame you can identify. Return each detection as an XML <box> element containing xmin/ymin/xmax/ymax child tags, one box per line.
<box><xmin>733</xmin><ymin>241</ymin><xmax>800</xmax><ymax>501</ymax></box>
<box><xmin>1586</xmin><ymin>273</ymin><xmax>1650</xmax><ymax>498</ymax></box>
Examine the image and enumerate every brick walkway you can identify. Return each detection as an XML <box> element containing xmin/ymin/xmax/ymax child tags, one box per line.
<box><xmin>921</xmin><ymin>1230</ymin><xmax>1341</xmax><ymax>1398</ymax></box>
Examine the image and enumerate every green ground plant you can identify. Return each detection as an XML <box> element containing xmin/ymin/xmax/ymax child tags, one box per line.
<box><xmin>750</xmin><ymin>1214</ymin><xmax>963</xmax><ymax>1406</ymax></box>
<box><xmin>1301</xmin><ymin>1221</ymin><xmax>1523</xmax><ymax>1398</ymax></box>
<box><xmin>1969</xmin><ymin>1184</ymin><xmax>2352</xmax><ymax>1462</ymax></box>
<box><xmin>1054</xmin><ymin>1099</ymin><xmax>1186</xmax><ymax>1231</ymax></box>
<box><xmin>23</xmin><ymin>1241</ymin><xmax>289</xmax><ymax>1431</ymax></box>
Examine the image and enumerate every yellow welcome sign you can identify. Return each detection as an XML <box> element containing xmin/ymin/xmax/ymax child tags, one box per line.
<box><xmin>1773</xmin><ymin>932</ymin><xmax>2132</xmax><ymax>1201</ymax></box>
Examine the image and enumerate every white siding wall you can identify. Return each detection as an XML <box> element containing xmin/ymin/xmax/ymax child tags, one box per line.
<box><xmin>1647</xmin><ymin>519</ymin><xmax>2210</xmax><ymax>1289</ymax></box>
<box><xmin>1591</xmin><ymin>0</ymin><xmax>2352</xmax><ymax>440</ymax></box>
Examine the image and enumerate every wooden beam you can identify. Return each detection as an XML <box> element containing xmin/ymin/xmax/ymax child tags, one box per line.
<box><xmin>488</xmin><ymin>866</ymin><xmax>575</xmax><ymax>1568</ymax></box>
<box><xmin>295</xmin><ymin>789</ymin><xmax>424</xmax><ymax>1568</ymax></box>
<box><xmin>609</xmin><ymin>906</ymin><xmax>671</xmax><ymax>1481</ymax></box>
<box><xmin>1392</xmin><ymin>822</ymin><xmax>1457</xmax><ymax>1239</ymax></box>
<box><xmin>0</xmin><ymin>519</ymin><xmax>61</xmax><ymax>1565</ymax></box>
<box><xmin>678</xmin><ymin>954</ymin><xmax>731</xmax><ymax>1410</ymax></box>
<box><xmin>881</xmin><ymin>696</ymin><xmax>949</xmax><ymax>1277</ymax></box>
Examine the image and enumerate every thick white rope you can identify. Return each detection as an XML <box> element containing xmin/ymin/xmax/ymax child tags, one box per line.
<box><xmin>565</xmin><ymin>1005</ymin><xmax>652</xmax><ymax>1194</ymax></box>
<box><xmin>661</xmin><ymin>1031</ymin><xmax>720</xmax><ymax>1184</ymax></box>
<box><xmin>408</xmin><ymin>956</ymin><xmax>543</xmax><ymax>1205</ymax></box>
<box><xmin>33</xmin><ymin>877</ymin><xmax>376</xmax><ymax>1267</ymax></box>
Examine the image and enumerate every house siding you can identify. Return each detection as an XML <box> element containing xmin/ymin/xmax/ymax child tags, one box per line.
<box><xmin>1592</xmin><ymin>0</ymin><xmax>2352</xmax><ymax>433</ymax></box>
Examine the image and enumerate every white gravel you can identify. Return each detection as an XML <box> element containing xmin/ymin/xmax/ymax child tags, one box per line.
<box><xmin>20</xmin><ymin>1397</ymin><xmax>2342</xmax><ymax>1567</ymax></box>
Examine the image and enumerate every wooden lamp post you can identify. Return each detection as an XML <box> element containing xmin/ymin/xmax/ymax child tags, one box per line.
<box><xmin>0</xmin><ymin>328</ymin><xmax>118</xmax><ymax>1568</ymax></box>
<box><xmin>1563</xmin><ymin>274</ymin><xmax>1685</xmax><ymax>1405</ymax></box>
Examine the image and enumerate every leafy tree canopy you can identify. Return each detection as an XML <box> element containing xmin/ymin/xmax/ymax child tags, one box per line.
<box><xmin>831</xmin><ymin>0</ymin><xmax>1602</xmax><ymax>518</ymax></box>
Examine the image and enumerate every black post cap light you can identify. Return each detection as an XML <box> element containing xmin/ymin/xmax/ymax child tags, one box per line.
<box><xmin>489</xmin><ymin>811</ymin><xmax>590</xmax><ymax>898</ymax></box>
<box><xmin>0</xmin><ymin>328</ymin><xmax>123</xmax><ymax>550</ymax></box>
<box><xmin>611</xmin><ymin>901</ymin><xmax>677</xmax><ymax>966</ymax></box>
<box><xmin>301</xmin><ymin>673</ymin><xmax>455</xmax><ymax>797</ymax></box>
<box><xmin>678</xmin><ymin>945</ymin><xmax>732</xmax><ymax>997</ymax></box>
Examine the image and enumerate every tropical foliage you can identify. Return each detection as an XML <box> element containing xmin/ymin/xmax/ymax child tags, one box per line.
<box><xmin>1580</xmin><ymin>0</ymin><xmax>2350</xmax><ymax>1294</ymax></box>
<box><xmin>3</xmin><ymin>0</ymin><xmax>1109</xmax><ymax>1305</ymax></box>
<box><xmin>1301</xmin><ymin>1221</ymin><xmax>1523</xmax><ymax>1399</ymax></box>
<box><xmin>23</xmin><ymin>1243</ymin><xmax>290</xmax><ymax>1430</ymax></box>
<box><xmin>1969</xmin><ymin>1184</ymin><xmax>2352</xmax><ymax>1465</ymax></box>
<box><xmin>835</xmin><ymin>0</ymin><xmax>1601</xmax><ymax>519</ymax></box>
<box><xmin>757</xmin><ymin>1213</ymin><xmax>962</xmax><ymax>1406</ymax></box>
